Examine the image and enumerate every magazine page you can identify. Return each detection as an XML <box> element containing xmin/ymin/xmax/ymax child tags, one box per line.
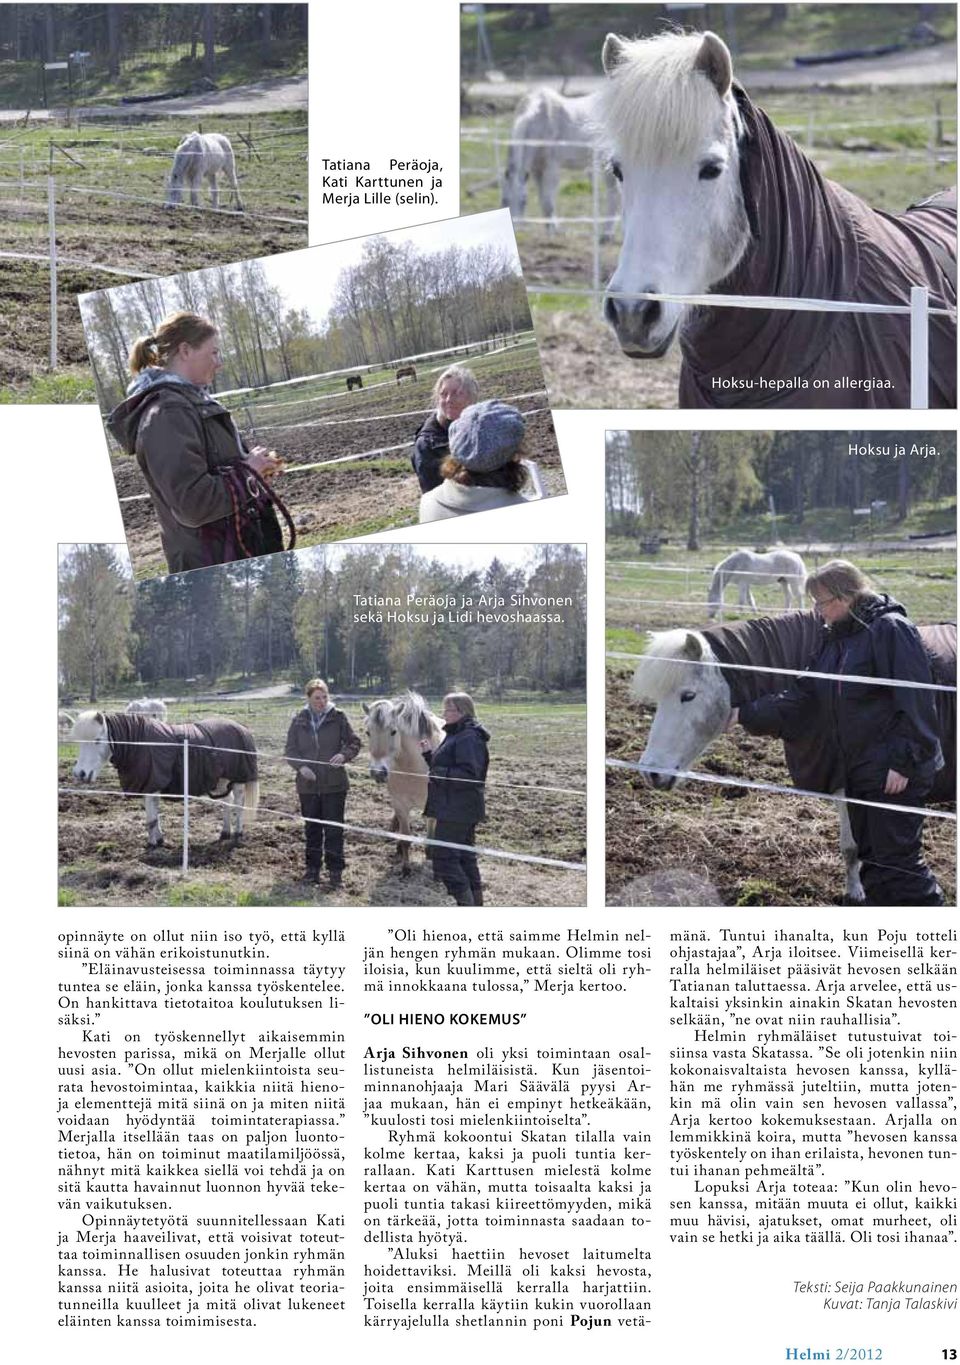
<box><xmin>4</xmin><ymin>2</ymin><xmax>957</xmax><ymax>1363</ymax></box>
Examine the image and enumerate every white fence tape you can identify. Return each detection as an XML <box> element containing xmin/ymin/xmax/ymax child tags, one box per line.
<box><xmin>57</xmin><ymin>786</ymin><xmax>586</xmax><ymax>873</ymax></box>
<box><xmin>608</xmin><ymin>596</ymin><xmax>801</xmax><ymax>614</ymax></box>
<box><xmin>61</xmin><ymin>183</ymin><xmax>307</xmax><ymax>226</ymax></box>
<box><xmin>117</xmin><ymin>441</ymin><xmax>410</xmax><ymax>500</ymax></box>
<box><xmin>58</xmin><ymin>734</ymin><xmax>586</xmax><ymax>796</ymax></box>
<box><xmin>606</xmin><ymin>649</ymin><xmax>956</xmax><ymax>693</ymax></box>
<box><xmin>0</xmin><ymin>247</ymin><xmax>159</xmax><ymax>279</ymax></box>
<box><xmin>254</xmin><ymin>389</ymin><xmax>549</xmax><ymax>430</ymax></box>
<box><xmin>606</xmin><ymin>757</ymin><xmax>956</xmax><ymax>822</ymax></box>
<box><xmin>215</xmin><ymin>332</ymin><xmax>537</xmax><ymax>399</ymax></box>
<box><xmin>531</xmin><ymin>283</ymin><xmax>954</xmax><ymax>319</ymax></box>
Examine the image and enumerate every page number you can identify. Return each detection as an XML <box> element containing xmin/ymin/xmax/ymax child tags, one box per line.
<box><xmin>941</xmin><ymin>1352</ymin><xmax>957</xmax><ymax>1360</ymax></box>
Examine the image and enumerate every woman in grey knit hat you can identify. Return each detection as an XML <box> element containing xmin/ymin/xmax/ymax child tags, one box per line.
<box><xmin>418</xmin><ymin>399</ymin><xmax>530</xmax><ymax>522</ymax></box>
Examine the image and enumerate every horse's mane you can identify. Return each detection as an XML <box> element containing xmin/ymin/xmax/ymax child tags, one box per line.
<box><xmin>70</xmin><ymin>708</ymin><xmax>107</xmax><ymax>741</ymax></box>
<box><xmin>393</xmin><ymin>690</ymin><xmax>442</xmax><ymax>741</ymax></box>
<box><xmin>630</xmin><ymin>629</ymin><xmax>710</xmax><ymax>704</ymax></box>
<box><xmin>595</xmin><ymin>31</ymin><xmax>741</xmax><ymax>162</ymax></box>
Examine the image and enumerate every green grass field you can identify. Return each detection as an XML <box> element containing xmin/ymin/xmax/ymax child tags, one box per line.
<box><xmin>607</xmin><ymin>544</ymin><xmax>957</xmax><ymax>639</ymax></box>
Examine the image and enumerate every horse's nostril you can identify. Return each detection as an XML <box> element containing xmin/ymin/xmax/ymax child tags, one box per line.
<box><xmin>603</xmin><ymin>295</ymin><xmax>620</xmax><ymax>327</ymax></box>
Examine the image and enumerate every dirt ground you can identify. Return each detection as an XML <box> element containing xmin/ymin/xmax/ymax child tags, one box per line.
<box><xmin>58</xmin><ymin>700</ymin><xmax>587</xmax><ymax>908</ymax></box>
<box><xmin>110</xmin><ymin>355</ymin><xmax>566</xmax><ymax>577</ymax></box>
<box><xmin>606</xmin><ymin>664</ymin><xmax>956</xmax><ymax>908</ymax></box>
<box><xmin>534</xmin><ymin>304</ymin><xmax>682</xmax><ymax>410</ymax></box>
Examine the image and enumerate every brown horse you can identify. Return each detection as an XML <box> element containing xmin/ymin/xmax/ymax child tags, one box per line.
<box><xmin>362</xmin><ymin>691</ymin><xmax>443</xmax><ymax>873</ymax></box>
<box><xmin>345</xmin><ymin>374</ymin><xmax>363</xmax><ymax>391</ymax></box>
<box><xmin>395</xmin><ymin>364</ymin><xmax>417</xmax><ymax>384</ymax></box>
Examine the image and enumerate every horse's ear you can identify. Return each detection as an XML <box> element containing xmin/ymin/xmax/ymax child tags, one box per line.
<box><xmin>601</xmin><ymin>33</ymin><xmax>628</xmax><ymax>75</ymax></box>
<box><xmin>694</xmin><ymin>31</ymin><xmax>733</xmax><ymax>97</ymax></box>
<box><xmin>681</xmin><ymin>632</ymin><xmax>704</xmax><ymax>661</ymax></box>
<box><xmin>361</xmin><ymin>702</ymin><xmax>370</xmax><ymax>715</ymax></box>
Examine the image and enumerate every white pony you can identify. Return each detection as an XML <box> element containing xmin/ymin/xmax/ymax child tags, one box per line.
<box><xmin>362</xmin><ymin>691</ymin><xmax>444</xmax><ymax>874</ymax></box>
<box><xmin>595</xmin><ymin>30</ymin><xmax>751</xmax><ymax>358</ymax></box>
<box><xmin>125</xmin><ymin>698</ymin><xmax>169</xmax><ymax>721</ymax></box>
<box><xmin>165</xmin><ymin>132</ymin><xmax>243</xmax><ymax>211</ymax></box>
<box><xmin>707</xmin><ymin>549</ymin><xmax>807</xmax><ymax>618</ymax></box>
<box><xmin>629</xmin><ymin>630</ymin><xmax>863</xmax><ymax>901</ymax></box>
<box><xmin>502</xmin><ymin>87</ymin><xmax>618</xmax><ymax>240</ymax></box>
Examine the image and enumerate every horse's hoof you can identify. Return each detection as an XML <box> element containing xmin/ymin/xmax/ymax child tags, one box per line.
<box><xmin>149</xmin><ymin>839</ymin><xmax>165</xmax><ymax>850</ymax></box>
<box><xmin>841</xmin><ymin>893</ymin><xmax>866</xmax><ymax>906</ymax></box>
<box><xmin>218</xmin><ymin>831</ymin><xmax>232</xmax><ymax>842</ymax></box>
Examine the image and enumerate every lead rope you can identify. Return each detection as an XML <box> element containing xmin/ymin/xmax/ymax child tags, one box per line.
<box><xmin>222</xmin><ymin>463</ymin><xmax>298</xmax><ymax>558</ymax></box>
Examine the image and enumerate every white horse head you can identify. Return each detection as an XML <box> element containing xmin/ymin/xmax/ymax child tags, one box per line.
<box><xmin>70</xmin><ymin>710</ymin><xmax>110</xmax><ymax>784</ymax></box>
<box><xmin>596</xmin><ymin>30</ymin><xmax>751</xmax><ymax>358</ymax></box>
<box><xmin>630</xmin><ymin>630</ymin><xmax>731</xmax><ymax>787</ymax></box>
<box><xmin>362</xmin><ymin>691</ymin><xmax>442</xmax><ymax>783</ymax></box>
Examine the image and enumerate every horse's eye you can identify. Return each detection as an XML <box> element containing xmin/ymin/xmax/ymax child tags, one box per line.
<box><xmin>610</xmin><ymin>159</ymin><xmax>623</xmax><ymax>183</ymax></box>
<box><xmin>390</xmin><ymin>729</ymin><xmax>397</xmax><ymax>736</ymax></box>
<box><xmin>680</xmin><ymin>690</ymin><xmax>697</xmax><ymax>703</ymax></box>
<box><xmin>699</xmin><ymin>161</ymin><xmax>723</xmax><ymax>181</ymax></box>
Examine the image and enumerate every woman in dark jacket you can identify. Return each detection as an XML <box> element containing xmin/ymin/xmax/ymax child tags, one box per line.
<box><xmin>107</xmin><ymin>312</ymin><xmax>286</xmax><ymax>574</ymax></box>
<box><xmin>410</xmin><ymin>365</ymin><xmax>479</xmax><ymax>494</ymax></box>
<box><xmin>729</xmin><ymin>560</ymin><xmax>945</xmax><ymax>906</ymax></box>
<box><xmin>421</xmin><ymin>692</ymin><xmax>490</xmax><ymax>906</ymax></box>
<box><xmin>284</xmin><ymin>679</ymin><xmax>361</xmax><ymax>889</ymax></box>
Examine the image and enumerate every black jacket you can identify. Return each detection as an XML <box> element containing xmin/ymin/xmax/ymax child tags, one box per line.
<box><xmin>423</xmin><ymin>717</ymin><xmax>490</xmax><ymax>824</ymax></box>
<box><xmin>738</xmin><ymin>594</ymin><xmax>944</xmax><ymax>783</ymax></box>
<box><xmin>411</xmin><ymin>413</ymin><xmax>450</xmax><ymax>494</ymax></box>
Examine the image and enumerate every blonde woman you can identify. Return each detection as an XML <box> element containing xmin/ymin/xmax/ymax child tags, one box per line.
<box><xmin>729</xmin><ymin>560</ymin><xmax>945</xmax><ymax>906</ymax></box>
<box><xmin>107</xmin><ymin>311</ymin><xmax>285</xmax><ymax>573</ymax></box>
<box><xmin>411</xmin><ymin>364</ymin><xmax>480</xmax><ymax>493</ymax></box>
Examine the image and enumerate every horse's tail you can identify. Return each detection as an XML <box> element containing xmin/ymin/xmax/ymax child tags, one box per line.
<box><xmin>242</xmin><ymin>779</ymin><xmax>259</xmax><ymax>823</ymax></box>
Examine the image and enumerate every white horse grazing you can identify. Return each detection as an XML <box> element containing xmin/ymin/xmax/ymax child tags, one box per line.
<box><xmin>629</xmin><ymin>628</ymin><xmax>863</xmax><ymax>901</ymax></box>
<box><xmin>362</xmin><ymin>691</ymin><xmax>444</xmax><ymax>874</ymax></box>
<box><xmin>126</xmin><ymin>698</ymin><xmax>168</xmax><ymax>720</ymax></box>
<box><xmin>707</xmin><ymin>549</ymin><xmax>807</xmax><ymax>619</ymax></box>
<box><xmin>502</xmin><ymin>87</ymin><xmax>618</xmax><ymax>241</ymax></box>
<box><xmin>165</xmin><ymin>132</ymin><xmax>243</xmax><ymax>211</ymax></box>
